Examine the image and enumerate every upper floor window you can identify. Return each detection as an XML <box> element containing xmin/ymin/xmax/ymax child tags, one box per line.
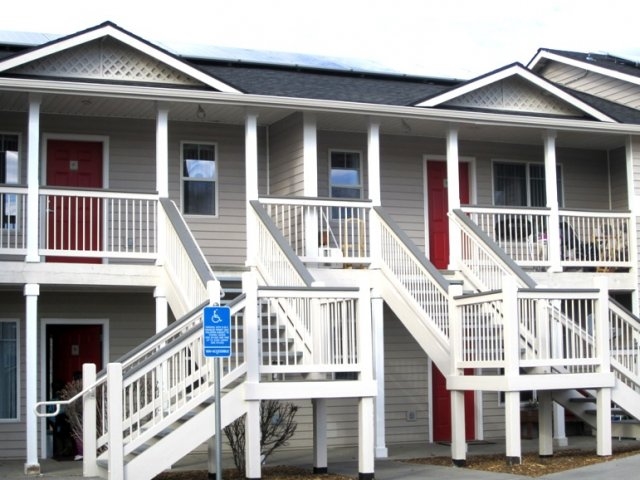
<box><xmin>0</xmin><ymin>134</ymin><xmax>19</xmax><ymax>230</ymax></box>
<box><xmin>329</xmin><ymin>150</ymin><xmax>362</xmax><ymax>200</ymax></box>
<box><xmin>493</xmin><ymin>161</ymin><xmax>563</xmax><ymax>207</ymax></box>
<box><xmin>0</xmin><ymin>320</ymin><xmax>18</xmax><ymax>421</ymax></box>
<box><xmin>182</xmin><ymin>142</ymin><xmax>217</xmax><ymax>216</ymax></box>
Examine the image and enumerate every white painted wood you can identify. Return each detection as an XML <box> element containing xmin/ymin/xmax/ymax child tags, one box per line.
<box><xmin>23</xmin><ymin>284</ymin><xmax>39</xmax><ymax>473</ymax></box>
<box><xmin>367</xmin><ymin>120</ymin><xmax>381</xmax><ymax>206</ymax></box>
<box><xmin>537</xmin><ymin>390</ymin><xmax>553</xmax><ymax>456</ymax></box>
<box><xmin>107</xmin><ymin>363</ymin><xmax>124</xmax><ymax>480</ymax></box>
<box><xmin>371</xmin><ymin>294</ymin><xmax>388</xmax><ymax>458</ymax></box>
<box><xmin>312</xmin><ymin>399</ymin><xmax>327</xmax><ymax>470</ymax></box>
<box><xmin>26</xmin><ymin>95</ymin><xmax>40</xmax><ymax>263</ymax></box>
<box><xmin>82</xmin><ymin>363</ymin><xmax>98</xmax><ymax>478</ymax></box>
<box><xmin>154</xmin><ymin>286</ymin><xmax>168</xmax><ymax>332</ymax></box>
<box><xmin>358</xmin><ymin>396</ymin><xmax>375</xmax><ymax>476</ymax></box>
<box><xmin>450</xmin><ymin>390</ymin><xmax>466</xmax><ymax>462</ymax></box>
<box><xmin>447</xmin><ymin>128</ymin><xmax>461</xmax><ymax>270</ymax></box>
<box><xmin>156</xmin><ymin>106</ymin><xmax>169</xmax><ymax>197</ymax></box>
<box><xmin>504</xmin><ymin>391</ymin><xmax>521</xmax><ymax>462</ymax></box>
<box><xmin>596</xmin><ymin>387</ymin><xmax>612</xmax><ymax>456</ymax></box>
<box><xmin>544</xmin><ymin>131</ymin><xmax>562</xmax><ymax>272</ymax></box>
<box><xmin>245</xmin><ymin>400</ymin><xmax>262</xmax><ymax>479</ymax></box>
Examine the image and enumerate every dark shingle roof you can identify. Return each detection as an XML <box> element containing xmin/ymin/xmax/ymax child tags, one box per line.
<box><xmin>194</xmin><ymin>61</ymin><xmax>456</xmax><ymax>105</ymax></box>
<box><xmin>560</xmin><ymin>86</ymin><xmax>640</xmax><ymax>124</ymax></box>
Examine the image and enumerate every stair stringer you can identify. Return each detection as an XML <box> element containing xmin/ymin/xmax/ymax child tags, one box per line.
<box><xmin>124</xmin><ymin>383</ymin><xmax>247</xmax><ymax>480</ymax></box>
<box><xmin>375</xmin><ymin>270</ymin><xmax>451</xmax><ymax>373</ymax></box>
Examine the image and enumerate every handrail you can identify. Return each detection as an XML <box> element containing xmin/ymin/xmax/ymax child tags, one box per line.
<box><xmin>452</xmin><ymin>208</ymin><xmax>536</xmax><ymax>289</ymax></box>
<box><xmin>250</xmin><ymin>200</ymin><xmax>315</xmax><ymax>287</ymax></box>
<box><xmin>34</xmin><ymin>294</ymin><xmax>246</xmax><ymax>418</ymax></box>
<box><xmin>159</xmin><ymin>198</ymin><xmax>222</xmax><ymax>297</ymax></box>
<box><xmin>374</xmin><ymin>206</ymin><xmax>449</xmax><ymax>292</ymax></box>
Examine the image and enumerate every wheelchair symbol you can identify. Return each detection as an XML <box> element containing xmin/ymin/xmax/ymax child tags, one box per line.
<box><xmin>212</xmin><ymin>310</ymin><xmax>222</xmax><ymax>323</ymax></box>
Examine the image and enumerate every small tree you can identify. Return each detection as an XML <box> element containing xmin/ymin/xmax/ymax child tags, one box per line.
<box><xmin>224</xmin><ymin>400</ymin><xmax>298</xmax><ymax>474</ymax></box>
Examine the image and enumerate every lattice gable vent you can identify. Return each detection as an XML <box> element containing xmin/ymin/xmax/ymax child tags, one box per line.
<box><xmin>8</xmin><ymin>36</ymin><xmax>203</xmax><ymax>86</ymax></box>
<box><xmin>442</xmin><ymin>76</ymin><xmax>584</xmax><ymax>116</ymax></box>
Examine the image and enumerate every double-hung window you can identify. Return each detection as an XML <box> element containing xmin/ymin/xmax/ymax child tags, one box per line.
<box><xmin>329</xmin><ymin>150</ymin><xmax>362</xmax><ymax>218</ymax></box>
<box><xmin>0</xmin><ymin>320</ymin><xmax>18</xmax><ymax>421</ymax></box>
<box><xmin>182</xmin><ymin>142</ymin><xmax>217</xmax><ymax>216</ymax></box>
<box><xmin>0</xmin><ymin>134</ymin><xmax>19</xmax><ymax>229</ymax></box>
<box><xmin>493</xmin><ymin>161</ymin><xmax>563</xmax><ymax>207</ymax></box>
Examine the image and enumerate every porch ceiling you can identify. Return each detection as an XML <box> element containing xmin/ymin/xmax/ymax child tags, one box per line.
<box><xmin>0</xmin><ymin>90</ymin><xmax>628</xmax><ymax>150</ymax></box>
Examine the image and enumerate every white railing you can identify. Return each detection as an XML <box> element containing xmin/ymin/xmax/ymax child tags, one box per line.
<box><xmin>461</xmin><ymin>206</ymin><xmax>632</xmax><ymax>271</ymax></box>
<box><xmin>258</xmin><ymin>197</ymin><xmax>372</xmax><ymax>266</ymax></box>
<box><xmin>258</xmin><ymin>286</ymin><xmax>363</xmax><ymax>376</ymax></box>
<box><xmin>159</xmin><ymin>198</ymin><xmax>221</xmax><ymax>312</ymax></box>
<box><xmin>250</xmin><ymin>201</ymin><xmax>314</xmax><ymax>287</ymax></box>
<box><xmin>608</xmin><ymin>301</ymin><xmax>640</xmax><ymax>392</ymax></box>
<box><xmin>374</xmin><ymin>207</ymin><xmax>451</xmax><ymax>339</ymax></box>
<box><xmin>454</xmin><ymin>285</ymin><xmax>604</xmax><ymax>372</ymax></box>
<box><xmin>0</xmin><ymin>185</ymin><xmax>27</xmax><ymax>253</ymax></box>
<box><xmin>39</xmin><ymin>187</ymin><xmax>158</xmax><ymax>259</ymax></box>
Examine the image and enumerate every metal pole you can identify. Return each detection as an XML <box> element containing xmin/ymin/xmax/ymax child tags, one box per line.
<box><xmin>215</xmin><ymin>357</ymin><xmax>222</xmax><ymax>479</ymax></box>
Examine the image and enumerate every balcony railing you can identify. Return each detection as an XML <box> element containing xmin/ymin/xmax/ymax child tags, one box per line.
<box><xmin>461</xmin><ymin>206</ymin><xmax>632</xmax><ymax>271</ymax></box>
<box><xmin>40</xmin><ymin>187</ymin><xmax>158</xmax><ymax>260</ymax></box>
<box><xmin>0</xmin><ymin>185</ymin><xmax>27</xmax><ymax>253</ymax></box>
<box><xmin>258</xmin><ymin>196</ymin><xmax>372</xmax><ymax>267</ymax></box>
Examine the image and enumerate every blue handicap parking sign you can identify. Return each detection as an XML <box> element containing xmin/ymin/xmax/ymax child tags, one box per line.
<box><xmin>202</xmin><ymin>306</ymin><xmax>231</xmax><ymax>357</ymax></box>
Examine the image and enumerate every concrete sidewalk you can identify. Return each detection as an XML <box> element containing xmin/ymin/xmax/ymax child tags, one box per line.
<box><xmin>1</xmin><ymin>436</ymin><xmax>640</xmax><ymax>479</ymax></box>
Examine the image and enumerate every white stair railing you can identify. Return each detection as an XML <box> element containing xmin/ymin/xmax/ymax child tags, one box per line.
<box><xmin>373</xmin><ymin>207</ymin><xmax>452</xmax><ymax>340</ymax></box>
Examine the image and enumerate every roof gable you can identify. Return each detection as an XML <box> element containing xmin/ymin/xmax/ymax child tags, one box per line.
<box><xmin>415</xmin><ymin>64</ymin><xmax>614</xmax><ymax>122</ymax></box>
<box><xmin>0</xmin><ymin>22</ymin><xmax>240</xmax><ymax>93</ymax></box>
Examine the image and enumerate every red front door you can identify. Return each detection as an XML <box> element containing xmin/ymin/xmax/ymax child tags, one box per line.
<box><xmin>46</xmin><ymin>140</ymin><xmax>103</xmax><ymax>262</ymax></box>
<box><xmin>432</xmin><ymin>364</ymin><xmax>475</xmax><ymax>442</ymax></box>
<box><xmin>47</xmin><ymin>324</ymin><xmax>103</xmax><ymax>395</ymax></box>
<box><xmin>427</xmin><ymin>161</ymin><xmax>469</xmax><ymax>269</ymax></box>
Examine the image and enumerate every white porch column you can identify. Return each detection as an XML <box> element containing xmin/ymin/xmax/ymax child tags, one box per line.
<box><xmin>312</xmin><ymin>398</ymin><xmax>328</xmax><ymax>473</ymax></box>
<box><xmin>371</xmin><ymin>292</ymin><xmax>387</xmax><ymax>458</ymax></box>
<box><xmin>625</xmin><ymin>136</ymin><xmax>639</xmax><ymax>313</ymax></box>
<box><xmin>448</xmin><ymin>282</ymin><xmax>466</xmax><ymax>465</ymax></box>
<box><xmin>82</xmin><ymin>363</ymin><xmax>98</xmax><ymax>477</ymax></box>
<box><xmin>24</xmin><ymin>283</ymin><xmax>40</xmax><ymax>475</ymax></box>
<box><xmin>303</xmin><ymin>112</ymin><xmax>319</xmax><ymax>259</ymax></box>
<box><xmin>245</xmin><ymin>400</ymin><xmax>262</xmax><ymax>480</ymax></box>
<box><xmin>503</xmin><ymin>276</ymin><xmax>521</xmax><ymax>464</ymax></box>
<box><xmin>543</xmin><ymin>131</ymin><xmax>562</xmax><ymax>272</ymax></box>
<box><xmin>245</xmin><ymin>112</ymin><xmax>259</xmax><ymax>267</ymax></box>
<box><xmin>537</xmin><ymin>389</ymin><xmax>553</xmax><ymax>457</ymax></box>
<box><xmin>446</xmin><ymin>127</ymin><xmax>461</xmax><ymax>269</ymax></box>
<box><xmin>367</xmin><ymin>119</ymin><xmax>381</xmax><ymax>206</ymax></box>
<box><xmin>156</xmin><ymin>104</ymin><xmax>169</xmax><ymax>198</ymax></box>
<box><xmin>594</xmin><ymin>276</ymin><xmax>612</xmax><ymax>456</ymax></box>
<box><xmin>154</xmin><ymin>286</ymin><xmax>168</xmax><ymax>333</ymax></box>
<box><xmin>26</xmin><ymin>95</ymin><xmax>41</xmax><ymax>263</ymax></box>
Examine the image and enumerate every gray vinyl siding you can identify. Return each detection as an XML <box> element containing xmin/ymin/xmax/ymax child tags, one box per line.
<box><xmin>383</xmin><ymin>305</ymin><xmax>430</xmax><ymax>444</ymax></box>
<box><xmin>168</xmin><ymin>122</ymin><xmax>248</xmax><ymax>270</ymax></box>
<box><xmin>609</xmin><ymin>147</ymin><xmax>628</xmax><ymax>211</ymax></box>
<box><xmin>558</xmin><ymin>148</ymin><xmax>609</xmax><ymax>209</ymax></box>
<box><xmin>480</xmin><ymin>384</ymin><xmax>506</xmax><ymax>439</ymax></box>
<box><xmin>380</xmin><ymin>135</ymin><xmax>445</xmax><ymax>251</ymax></box>
<box><xmin>269</xmin><ymin>113</ymin><xmax>305</xmax><ymax>196</ymax></box>
<box><xmin>0</xmin><ymin>290</ymin><xmax>156</xmax><ymax>460</ymax></box>
<box><xmin>539</xmin><ymin>61</ymin><xmax>640</xmax><ymax>109</ymax></box>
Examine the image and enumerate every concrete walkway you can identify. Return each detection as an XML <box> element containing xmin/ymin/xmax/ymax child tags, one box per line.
<box><xmin>1</xmin><ymin>436</ymin><xmax>639</xmax><ymax>479</ymax></box>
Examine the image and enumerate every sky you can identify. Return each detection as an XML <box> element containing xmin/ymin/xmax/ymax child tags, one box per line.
<box><xmin>1</xmin><ymin>0</ymin><xmax>639</xmax><ymax>79</ymax></box>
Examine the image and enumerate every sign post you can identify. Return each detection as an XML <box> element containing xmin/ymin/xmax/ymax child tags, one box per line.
<box><xmin>203</xmin><ymin>305</ymin><xmax>231</xmax><ymax>480</ymax></box>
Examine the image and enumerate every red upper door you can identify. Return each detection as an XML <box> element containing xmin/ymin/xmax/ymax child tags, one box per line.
<box><xmin>46</xmin><ymin>140</ymin><xmax>103</xmax><ymax>262</ymax></box>
<box><xmin>427</xmin><ymin>161</ymin><xmax>469</xmax><ymax>269</ymax></box>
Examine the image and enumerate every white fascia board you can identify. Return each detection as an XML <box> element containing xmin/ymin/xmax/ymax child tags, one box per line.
<box><xmin>528</xmin><ymin>50</ymin><xmax>640</xmax><ymax>87</ymax></box>
<box><xmin>3</xmin><ymin>77</ymin><xmax>639</xmax><ymax>135</ymax></box>
<box><xmin>416</xmin><ymin>65</ymin><xmax>523</xmax><ymax>107</ymax></box>
<box><xmin>0</xmin><ymin>25</ymin><xmax>241</xmax><ymax>94</ymax></box>
<box><xmin>417</xmin><ymin>64</ymin><xmax>615</xmax><ymax>122</ymax></box>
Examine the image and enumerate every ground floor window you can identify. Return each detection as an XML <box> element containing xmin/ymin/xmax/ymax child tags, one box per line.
<box><xmin>0</xmin><ymin>320</ymin><xmax>18</xmax><ymax>420</ymax></box>
<box><xmin>493</xmin><ymin>161</ymin><xmax>563</xmax><ymax>207</ymax></box>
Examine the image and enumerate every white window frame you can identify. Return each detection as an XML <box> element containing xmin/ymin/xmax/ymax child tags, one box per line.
<box><xmin>180</xmin><ymin>141</ymin><xmax>219</xmax><ymax>217</ymax></box>
<box><xmin>491</xmin><ymin>159</ymin><xmax>564</xmax><ymax>207</ymax></box>
<box><xmin>0</xmin><ymin>318</ymin><xmax>20</xmax><ymax>423</ymax></box>
<box><xmin>328</xmin><ymin>149</ymin><xmax>363</xmax><ymax>217</ymax></box>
